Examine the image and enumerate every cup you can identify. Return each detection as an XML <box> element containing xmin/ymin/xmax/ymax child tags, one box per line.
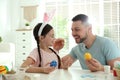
<box><xmin>104</xmin><ymin>65</ymin><xmax>110</xmax><ymax>73</ymax></box>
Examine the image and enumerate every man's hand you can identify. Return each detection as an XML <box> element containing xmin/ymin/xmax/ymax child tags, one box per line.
<box><xmin>61</xmin><ymin>55</ymin><xmax>75</xmax><ymax>69</ymax></box>
<box><xmin>53</xmin><ymin>38</ymin><xmax>64</xmax><ymax>51</ymax></box>
<box><xmin>85</xmin><ymin>58</ymin><xmax>104</xmax><ymax>72</ymax></box>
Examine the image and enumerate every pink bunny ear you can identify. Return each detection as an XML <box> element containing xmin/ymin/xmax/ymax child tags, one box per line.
<box><xmin>43</xmin><ymin>12</ymin><xmax>49</xmax><ymax>22</ymax></box>
<box><xmin>38</xmin><ymin>9</ymin><xmax>56</xmax><ymax>36</ymax></box>
<box><xmin>43</xmin><ymin>9</ymin><xmax>56</xmax><ymax>23</ymax></box>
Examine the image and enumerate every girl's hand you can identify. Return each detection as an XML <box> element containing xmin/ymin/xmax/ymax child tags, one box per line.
<box><xmin>85</xmin><ymin>58</ymin><xmax>104</xmax><ymax>72</ymax></box>
<box><xmin>42</xmin><ymin>67</ymin><xmax>55</xmax><ymax>74</ymax></box>
<box><xmin>53</xmin><ymin>38</ymin><xmax>64</xmax><ymax>51</ymax></box>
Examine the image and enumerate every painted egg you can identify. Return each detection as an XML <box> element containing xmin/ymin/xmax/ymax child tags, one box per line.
<box><xmin>84</xmin><ymin>52</ymin><xmax>92</xmax><ymax>60</ymax></box>
<box><xmin>0</xmin><ymin>66</ymin><xmax>8</xmax><ymax>74</ymax></box>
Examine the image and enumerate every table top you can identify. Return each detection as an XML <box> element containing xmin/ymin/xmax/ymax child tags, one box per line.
<box><xmin>4</xmin><ymin>66</ymin><xmax>115</xmax><ymax>80</ymax></box>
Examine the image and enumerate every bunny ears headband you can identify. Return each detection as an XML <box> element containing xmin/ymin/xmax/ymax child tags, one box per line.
<box><xmin>38</xmin><ymin>10</ymin><xmax>55</xmax><ymax>36</ymax></box>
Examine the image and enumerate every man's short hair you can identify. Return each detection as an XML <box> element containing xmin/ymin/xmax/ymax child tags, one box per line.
<box><xmin>72</xmin><ymin>14</ymin><xmax>88</xmax><ymax>24</ymax></box>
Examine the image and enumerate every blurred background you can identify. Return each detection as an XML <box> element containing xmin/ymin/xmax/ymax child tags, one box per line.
<box><xmin>0</xmin><ymin>0</ymin><xmax>120</xmax><ymax>68</ymax></box>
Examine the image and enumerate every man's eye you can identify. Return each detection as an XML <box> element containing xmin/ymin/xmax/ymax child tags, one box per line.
<box><xmin>76</xmin><ymin>29</ymin><xmax>80</xmax><ymax>31</ymax></box>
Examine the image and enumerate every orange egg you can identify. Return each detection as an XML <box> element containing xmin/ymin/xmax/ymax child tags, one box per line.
<box><xmin>84</xmin><ymin>52</ymin><xmax>92</xmax><ymax>60</ymax></box>
<box><xmin>0</xmin><ymin>66</ymin><xmax>8</xmax><ymax>74</ymax></box>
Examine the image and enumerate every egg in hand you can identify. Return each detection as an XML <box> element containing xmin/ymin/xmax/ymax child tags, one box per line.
<box><xmin>84</xmin><ymin>52</ymin><xmax>92</xmax><ymax>60</ymax></box>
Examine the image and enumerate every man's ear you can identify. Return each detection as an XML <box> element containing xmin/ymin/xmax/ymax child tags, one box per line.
<box><xmin>88</xmin><ymin>24</ymin><xmax>92</xmax><ymax>32</ymax></box>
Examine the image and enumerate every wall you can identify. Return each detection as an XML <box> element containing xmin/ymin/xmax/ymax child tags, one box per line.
<box><xmin>0</xmin><ymin>0</ymin><xmax>20</xmax><ymax>43</ymax></box>
<box><xmin>0</xmin><ymin>0</ymin><xmax>45</xmax><ymax>44</ymax></box>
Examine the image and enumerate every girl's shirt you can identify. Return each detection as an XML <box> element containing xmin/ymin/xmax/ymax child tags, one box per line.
<box><xmin>28</xmin><ymin>48</ymin><xmax>59</xmax><ymax>68</ymax></box>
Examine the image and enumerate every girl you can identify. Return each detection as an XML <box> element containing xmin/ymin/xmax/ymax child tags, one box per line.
<box><xmin>21</xmin><ymin>23</ymin><xmax>64</xmax><ymax>74</ymax></box>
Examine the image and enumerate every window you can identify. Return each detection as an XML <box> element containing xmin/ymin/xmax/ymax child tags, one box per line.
<box><xmin>45</xmin><ymin>0</ymin><xmax>120</xmax><ymax>54</ymax></box>
<box><xmin>0</xmin><ymin>0</ymin><xmax>7</xmax><ymax>34</ymax></box>
<box><xmin>104</xmin><ymin>1</ymin><xmax>120</xmax><ymax>46</ymax></box>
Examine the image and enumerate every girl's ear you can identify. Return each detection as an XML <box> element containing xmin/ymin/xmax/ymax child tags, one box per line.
<box><xmin>39</xmin><ymin>36</ymin><xmax>44</xmax><ymax>41</ymax></box>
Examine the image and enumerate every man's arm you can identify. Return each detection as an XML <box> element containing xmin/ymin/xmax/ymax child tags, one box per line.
<box><xmin>61</xmin><ymin>54</ymin><xmax>76</xmax><ymax>69</ymax></box>
<box><xmin>107</xmin><ymin>57</ymin><xmax>120</xmax><ymax>69</ymax></box>
<box><xmin>85</xmin><ymin>58</ymin><xmax>104</xmax><ymax>72</ymax></box>
<box><xmin>85</xmin><ymin>57</ymin><xmax>120</xmax><ymax>72</ymax></box>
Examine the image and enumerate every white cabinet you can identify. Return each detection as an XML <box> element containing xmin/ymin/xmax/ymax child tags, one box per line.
<box><xmin>15</xmin><ymin>29</ymin><xmax>35</xmax><ymax>67</ymax></box>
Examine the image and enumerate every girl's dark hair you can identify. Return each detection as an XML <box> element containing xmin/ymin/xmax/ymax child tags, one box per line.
<box><xmin>33</xmin><ymin>23</ymin><xmax>61</xmax><ymax>68</ymax></box>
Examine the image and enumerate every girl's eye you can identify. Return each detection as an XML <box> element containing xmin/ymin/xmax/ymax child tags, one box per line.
<box><xmin>52</xmin><ymin>35</ymin><xmax>54</xmax><ymax>38</ymax></box>
<box><xmin>50</xmin><ymin>35</ymin><xmax>54</xmax><ymax>38</ymax></box>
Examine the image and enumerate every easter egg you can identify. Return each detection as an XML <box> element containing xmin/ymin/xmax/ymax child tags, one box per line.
<box><xmin>0</xmin><ymin>66</ymin><xmax>8</xmax><ymax>74</ymax></box>
<box><xmin>50</xmin><ymin>60</ymin><xmax>57</xmax><ymax>67</ymax></box>
<box><xmin>84</xmin><ymin>52</ymin><xmax>92</xmax><ymax>60</ymax></box>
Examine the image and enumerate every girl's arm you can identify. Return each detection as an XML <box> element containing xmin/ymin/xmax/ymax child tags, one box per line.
<box><xmin>26</xmin><ymin>67</ymin><xmax>55</xmax><ymax>74</ymax></box>
<box><xmin>21</xmin><ymin>57</ymin><xmax>55</xmax><ymax>74</ymax></box>
<box><xmin>53</xmin><ymin>38</ymin><xmax>64</xmax><ymax>52</ymax></box>
<box><xmin>21</xmin><ymin>57</ymin><xmax>35</xmax><ymax>68</ymax></box>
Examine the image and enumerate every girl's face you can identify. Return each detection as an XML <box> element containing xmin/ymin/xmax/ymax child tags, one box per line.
<box><xmin>41</xmin><ymin>29</ymin><xmax>55</xmax><ymax>46</ymax></box>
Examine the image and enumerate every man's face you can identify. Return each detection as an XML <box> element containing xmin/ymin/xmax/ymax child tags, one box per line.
<box><xmin>71</xmin><ymin>21</ymin><xmax>89</xmax><ymax>44</ymax></box>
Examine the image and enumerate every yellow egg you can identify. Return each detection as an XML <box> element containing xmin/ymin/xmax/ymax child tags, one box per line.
<box><xmin>84</xmin><ymin>52</ymin><xmax>92</xmax><ymax>60</ymax></box>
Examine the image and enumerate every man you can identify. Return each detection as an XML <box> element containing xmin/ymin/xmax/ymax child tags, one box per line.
<box><xmin>62</xmin><ymin>14</ymin><xmax>120</xmax><ymax>72</ymax></box>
